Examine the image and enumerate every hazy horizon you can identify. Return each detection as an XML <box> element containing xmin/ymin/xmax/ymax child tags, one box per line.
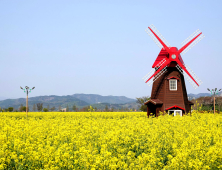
<box><xmin>0</xmin><ymin>92</ymin><xmax>214</xmax><ymax>101</ymax></box>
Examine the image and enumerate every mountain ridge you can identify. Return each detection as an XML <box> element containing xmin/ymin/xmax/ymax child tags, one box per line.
<box><xmin>0</xmin><ymin>94</ymin><xmax>137</xmax><ymax>111</ymax></box>
<box><xmin>1</xmin><ymin>92</ymin><xmax>221</xmax><ymax>111</ymax></box>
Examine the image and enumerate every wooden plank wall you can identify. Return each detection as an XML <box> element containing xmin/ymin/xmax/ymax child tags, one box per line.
<box><xmin>150</xmin><ymin>67</ymin><xmax>191</xmax><ymax>114</ymax></box>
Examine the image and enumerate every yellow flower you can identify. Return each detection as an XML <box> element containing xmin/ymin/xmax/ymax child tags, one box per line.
<box><xmin>0</xmin><ymin>111</ymin><xmax>222</xmax><ymax>169</ymax></box>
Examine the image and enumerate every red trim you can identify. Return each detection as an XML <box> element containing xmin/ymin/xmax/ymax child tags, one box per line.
<box><xmin>167</xmin><ymin>76</ymin><xmax>179</xmax><ymax>80</ymax></box>
<box><xmin>165</xmin><ymin>105</ymin><xmax>185</xmax><ymax>111</ymax></box>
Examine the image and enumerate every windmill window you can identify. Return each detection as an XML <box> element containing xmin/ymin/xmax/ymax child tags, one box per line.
<box><xmin>169</xmin><ymin>79</ymin><xmax>177</xmax><ymax>90</ymax></box>
<box><xmin>168</xmin><ymin>110</ymin><xmax>182</xmax><ymax>116</ymax></box>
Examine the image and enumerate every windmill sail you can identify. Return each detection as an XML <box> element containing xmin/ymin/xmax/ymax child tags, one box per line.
<box><xmin>144</xmin><ymin>25</ymin><xmax>203</xmax><ymax>89</ymax></box>
<box><xmin>143</xmin><ymin>59</ymin><xmax>167</xmax><ymax>86</ymax></box>
<box><xmin>145</xmin><ymin>24</ymin><xmax>171</xmax><ymax>49</ymax></box>
<box><xmin>176</xmin><ymin>64</ymin><xmax>202</xmax><ymax>89</ymax></box>
<box><xmin>180</xmin><ymin>29</ymin><xmax>205</xmax><ymax>55</ymax></box>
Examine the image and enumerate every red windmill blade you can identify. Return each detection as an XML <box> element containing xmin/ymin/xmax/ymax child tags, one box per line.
<box><xmin>180</xmin><ymin>29</ymin><xmax>205</xmax><ymax>55</ymax></box>
<box><xmin>143</xmin><ymin>25</ymin><xmax>204</xmax><ymax>88</ymax></box>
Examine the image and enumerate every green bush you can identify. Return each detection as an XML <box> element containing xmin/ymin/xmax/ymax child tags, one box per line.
<box><xmin>8</xmin><ymin>107</ymin><xmax>14</xmax><ymax>112</ymax></box>
<box><xmin>43</xmin><ymin>108</ymin><xmax>49</xmax><ymax>112</ymax></box>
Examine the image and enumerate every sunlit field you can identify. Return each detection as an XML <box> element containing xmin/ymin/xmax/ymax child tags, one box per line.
<box><xmin>1</xmin><ymin>111</ymin><xmax>222</xmax><ymax>169</ymax></box>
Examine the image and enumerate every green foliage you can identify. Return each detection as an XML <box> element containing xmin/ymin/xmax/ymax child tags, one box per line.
<box><xmin>66</xmin><ymin>105</ymin><xmax>69</xmax><ymax>112</ymax></box>
<box><xmin>8</xmin><ymin>107</ymin><xmax>13</xmax><ymax>112</ymax></box>
<box><xmin>43</xmin><ymin>108</ymin><xmax>48</xmax><ymax>112</ymax></box>
<box><xmin>50</xmin><ymin>106</ymin><xmax>56</xmax><ymax>111</ymax></box>
<box><xmin>47</xmin><ymin>105</ymin><xmax>50</xmax><ymax>111</ymax></box>
<box><xmin>136</xmin><ymin>96</ymin><xmax>150</xmax><ymax>112</ymax></box>
<box><xmin>32</xmin><ymin>104</ymin><xmax>37</xmax><ymax>112</ymax></box>
<box><xmin>72</xmin><ymin>104</ymin><xmax>77</xmax><ymax>112</ymax></box>
<box><xmin>22</xmin><ymin>106</ymin><xmax>26</xmax><ymax>112</ymax></box>
<box><xmin>37</xmin><ymin>103</ymin><xmax>43</xmax><ymax>112</ymax></box>
<box><xmin>105</xmin><ymin>105</ymin><xmax>109</xmax><ymax>112</ymax></box>
<box><xmin>19</xmin><ymin>104</ymin><xmax>24</xmax><ymax>112</ymax></box>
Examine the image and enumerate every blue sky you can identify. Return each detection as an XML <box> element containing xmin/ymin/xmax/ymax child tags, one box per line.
<box><xmin>0</xmin><ymin>0</ymin><xmax>221</xmax><ymax>99</ymax></box>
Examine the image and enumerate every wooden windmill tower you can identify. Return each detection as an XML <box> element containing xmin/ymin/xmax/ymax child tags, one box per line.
<box><xmin>143</xmin><ymin>25</ymin><xmax>204</xmax><ymax>117</ymax></box>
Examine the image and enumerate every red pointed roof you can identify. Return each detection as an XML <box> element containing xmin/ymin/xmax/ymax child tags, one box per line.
<box><xmin>165</xmin><ymin>105</ymin><xmax>185</xmax><ymax>111</ymax></box>
<box><xmin>152</xmin><ymin>49</ymin><xmax>168</xmax><ymax>68</ymax></box>
<box><xmin>152</xmin><ymin>48</ymin><xmax>184</xmax><ymax>68</ymax></box>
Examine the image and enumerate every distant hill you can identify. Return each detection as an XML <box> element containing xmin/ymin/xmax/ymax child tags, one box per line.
<box><xmin>0</xmin><ymin>94</ymin><xmax>137</xmax><ymax>111</ymax></box>
<box><xmin>188</xmin><ymin>92</ymin><xmax>222</xmax><ymax>100</ymax></box>
<box><xmin>0</xmin><ymin>95</ymin><xmax>89</xmax><ymax>111</ymax></box>
<box><xmin>72</xmin><ymin>94</ymin><xmax>136</xmax><ymax>104</ymax></box>
<box><xmin>90</xmin><ymin>102</ymin><xmax>139</xmax><ymax>111</ymax></box>
<box><xmin>0</xmin><ymin>97</ymin><xmax>7</xmax><ymax>101</ymax></box>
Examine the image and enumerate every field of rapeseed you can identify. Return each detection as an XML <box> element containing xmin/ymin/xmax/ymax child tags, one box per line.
<box><xmin>1</xmin><ymin>111</ymin><xmax>222</xmax><ymax>169</ymax></box>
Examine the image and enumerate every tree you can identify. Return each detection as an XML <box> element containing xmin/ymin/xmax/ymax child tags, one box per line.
<box><xmin>50</xmin><ymin>106</ymin><xmax>56</xmax><ymax>111</ymax></box>
<box><xmin>136</xmin><ymin>96</ymin><xmax>150</xmax><ymax>112</ymax></box>
<box><xmin>191</xmin><ymin>96</ymin><xmax>214</xmax><ymax>111</ymax></box>
<box><xmin>216</xmin><ymin>96</ymin><xmax>222</xmax><ymax>113</ymax></box>
<box><xmin>124</xmin><ymin>107</ymin><xmax>129</xmax><ymax>112</ymax></box>
<box><xmin>95</xmin><ymin>107</ymin><xmax>97</xmax><ymax>112</ymax></box>
<box><xmin>105</xmin><ymin>105</ymin><xmax>109</xmax><ymax>112</ymax></box>
<box><xmin>79</xmin><ymin>106</ymin><xmax>88</xmax><ymax>112</ymax></box>
<box><xmin>37</xmin><ymin>103</ymin><xmax>43</xmax><ymax>112</ymax></box>
<box><xmin>120</xmin><ymin>106</ymin><xmax>124</xmax><ymax>112</ymax></box>
<box><xmin>43</xmin><ymin>108</ymin><xmax>48</xmax><ymax>112</ymax></box>
<box><xmin>66</xmin><ymin>105</ymin><xmax>69</xmax><ymax>112</ymax></box>
<box><xmin>58</xmin><ymin>105</ymin><xmax>61</xmax><ymax>111</ymax></box>
<box><xmin>33</xmin><ymin>104</ymin><xmax>37</xmax><ymax>112</ymax></box>
<box><xmin>72</xmin><ymin>104</ymin><xmax>77</xmax><ymax>112</ymax></box>
<box><xmin>47</xmin><ymin>105</ymin><xmax>50</xmax><ymax>111</ymax></box>
<box><xmin>8</xmin><ymin>107</ymin><xmax>13</xmax><ymax>112</ymax></box>
<box><xmin>19</xmin><ymin>104</ymin><xmax>24</xmax><ymax>112</ymax></box>
<box><xmin>22</xmin><ymin>106</ymin><xmax>26</xmax><ymax>112</ymax></box>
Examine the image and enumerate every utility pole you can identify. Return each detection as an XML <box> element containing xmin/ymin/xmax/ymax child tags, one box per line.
<box><xmin>207</xmin><ymin>88</ymin><xmax>221</xmax><ymax>115</ymax></box>
<box><xmin>20</xmin><ymin>86</ymin><xmax>35</xmax><ymax>117</ymax></box>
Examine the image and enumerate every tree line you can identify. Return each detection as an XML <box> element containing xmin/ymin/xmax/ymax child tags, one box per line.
<box><xmin>2</xmin><ymin>96</ymin><xmax>221</xmax><ymax>112</ymax></box>
<box><xmin>0</xmin><ymin>103</ymin><xmax>140</xmax><ymax>112</ymax></box>
<box><xmin>190</xmin><ymin>96</ymin><xmax>222</xmax><ymax>112</ymax></box>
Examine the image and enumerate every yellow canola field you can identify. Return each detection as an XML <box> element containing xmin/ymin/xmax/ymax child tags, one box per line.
<box><xmin>1</xmin><ymin>111</ymin><xmax>222</xmax><ymax>169</ymax></box>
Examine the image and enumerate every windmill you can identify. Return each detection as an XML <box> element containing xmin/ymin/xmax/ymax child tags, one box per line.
<box><xmin>143</xmin><ymin>24</ymin><xmax>204</xmax><ymax>117</ymax></box>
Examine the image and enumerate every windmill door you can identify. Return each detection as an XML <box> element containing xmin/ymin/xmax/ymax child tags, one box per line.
<box><xmin>168</xmin><ymin>110</ymin><xmax>182</xmax><ymax>116</ymax></box>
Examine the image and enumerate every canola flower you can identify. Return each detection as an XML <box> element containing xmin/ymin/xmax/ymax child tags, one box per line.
<box><xmin>0</xmin><ymin>111</ymin><xmax>222</xmax><ymax>169</ymax></box>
